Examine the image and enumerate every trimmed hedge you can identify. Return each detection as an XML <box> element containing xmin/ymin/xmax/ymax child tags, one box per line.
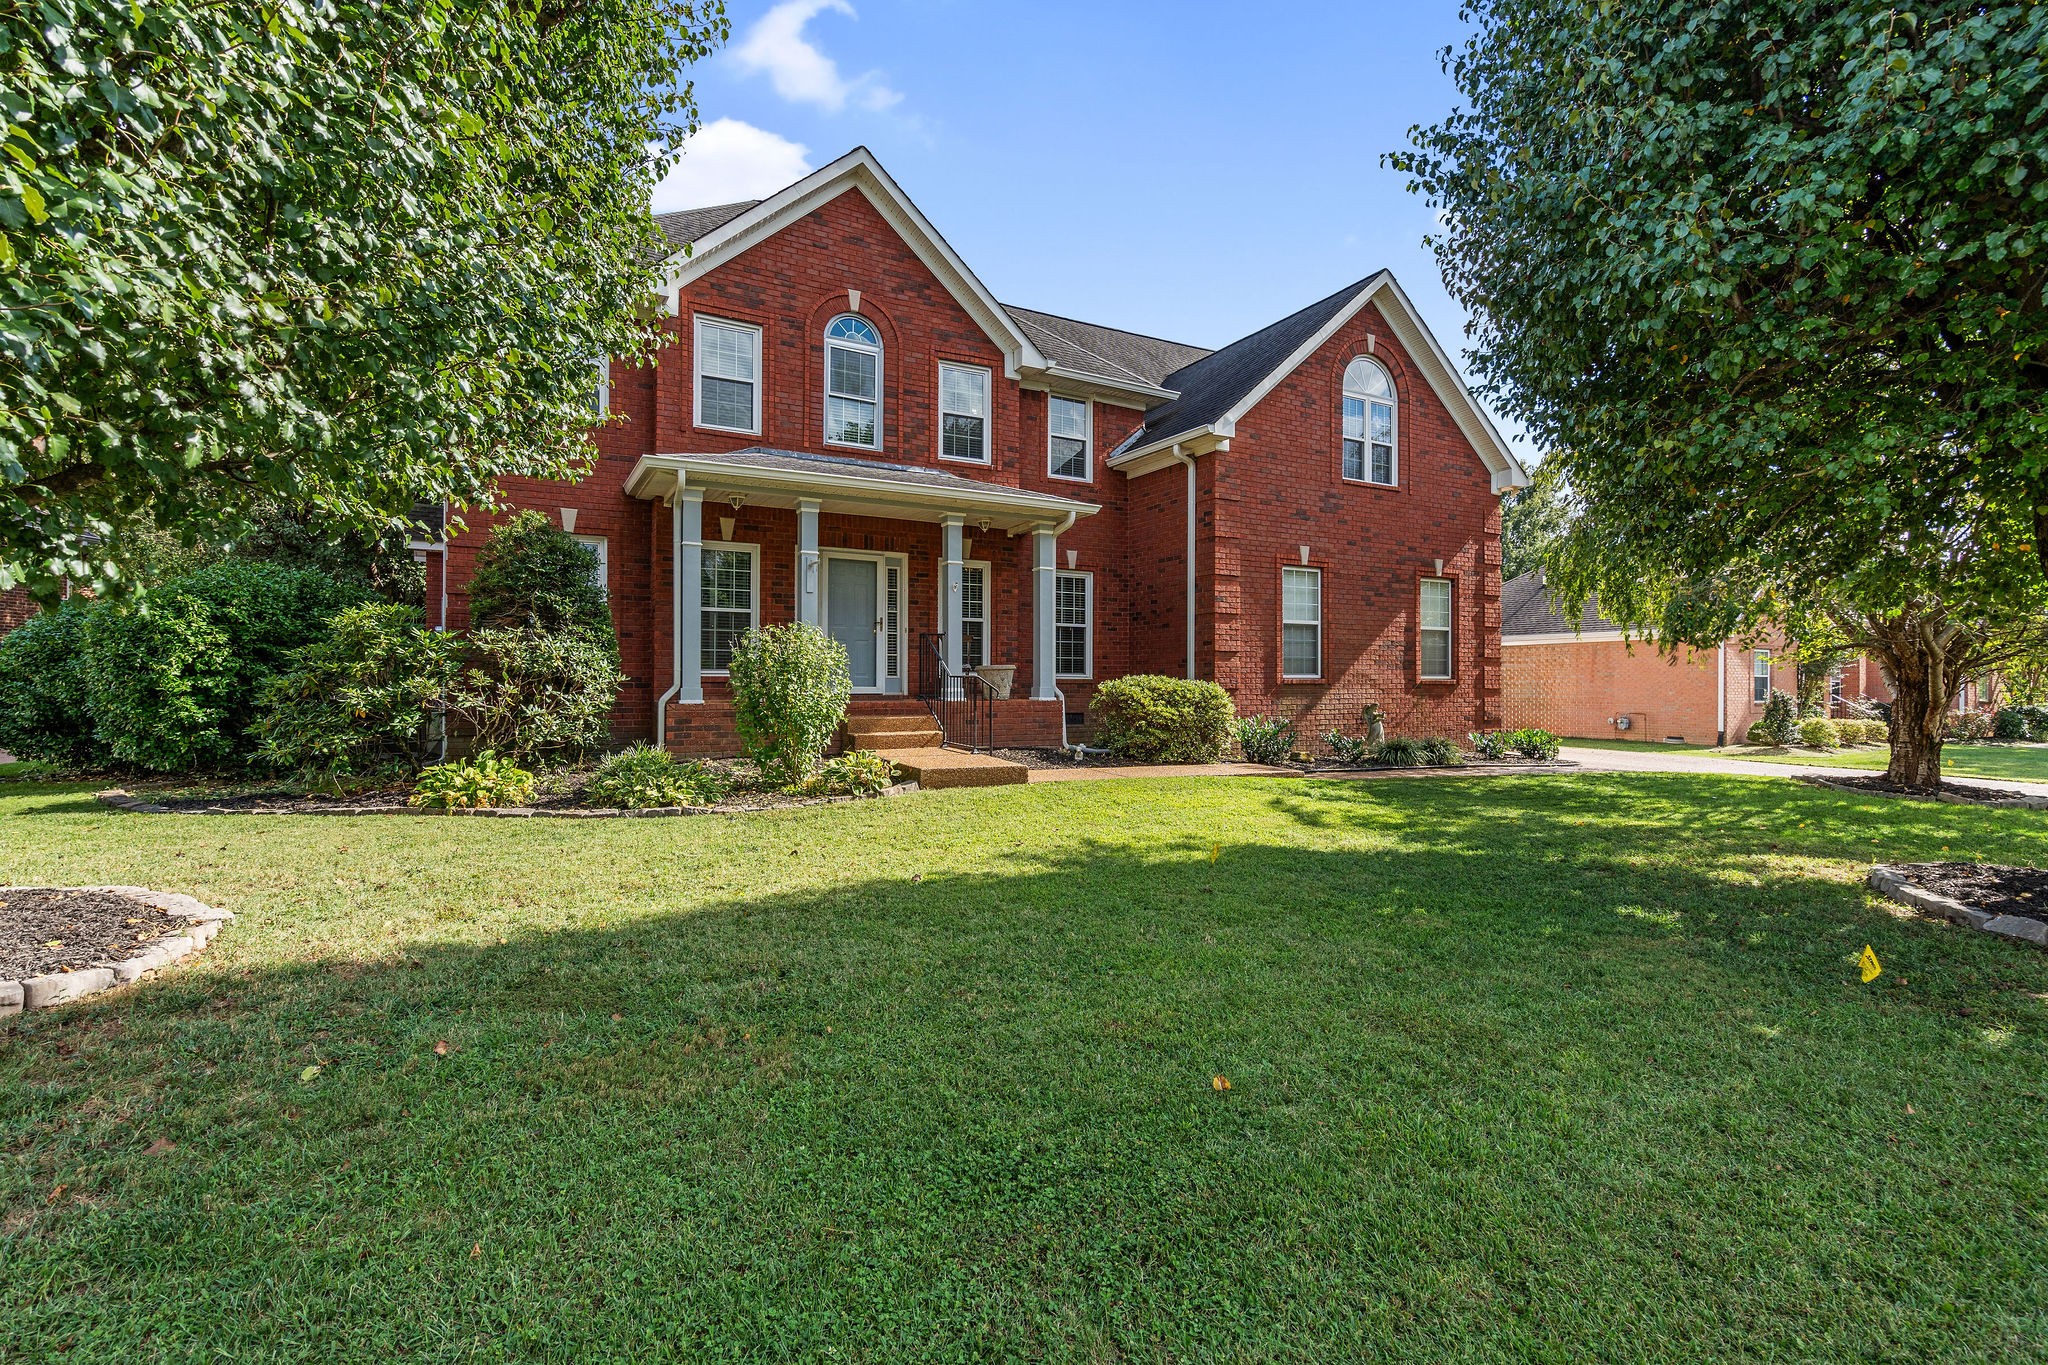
<box><xmin>1091</xmin><ymin>676</ymin><xmax>1235</xmax><ymax>763</ymax></box>
<box><xmin>0</xmin><ymin>600</ymin><xmax>107</xmax><ymax>766</ymax></box>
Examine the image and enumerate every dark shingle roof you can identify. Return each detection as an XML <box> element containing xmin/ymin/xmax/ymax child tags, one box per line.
<box><xmin>1500</xmin><ymin>568</ymin><xmax>1622</xmax><ymax>638</ymax></box>
<box><xmin>1001</xmin><ymin>306</ymin><xmax>1212</xmax><ymax>390</ymax></box>
<box><xmin>653</xmin><ymin>201</ymin><xmax>760</xmax><ymax>254</ymax></box>
<box><xmin>1127</xmin><ymin>275</ymin><xmax>1385</xmax><ymax>452</ymax></box>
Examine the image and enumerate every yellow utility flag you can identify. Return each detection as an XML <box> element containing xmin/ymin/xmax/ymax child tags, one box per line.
<box><xmin>1210</xmin><ymin>844</ymin><xmax>1221</xmax><ymax>865</ymax></box>
<box><xmin>1859</xmin><ymin>945</ymin><xmax>1882</xmax><ymax>983</ymax></box>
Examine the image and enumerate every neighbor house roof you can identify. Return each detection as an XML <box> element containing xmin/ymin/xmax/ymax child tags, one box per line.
<box><xmin>1500</xmin><ymin>568</ymin><xmax>1624</xmax><ymax>639</ymax></box>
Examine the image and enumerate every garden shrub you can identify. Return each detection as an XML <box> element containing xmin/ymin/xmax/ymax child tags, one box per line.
<box><xmin>814</xmin><ymin>748</ymin><xmax>896</xmax><ymax>796</ymax></box>
<box><xmin>1841</xmin><ymin>718</ymin><xmax>1889</xmax><ymax>745</ymax></box>
<box><xmin>0</xmin><ymin>600</ymin><xmax>109</xmax><ymax>766</ymax></box>
<box><xmin>257</xmin><ymin>604</ymin><xmax>462</xmax><ymax>788</ymax></box>
<box><xmin>1508</xmin><ymin>727</ymin><xmax>1562</xmax><ymax>761</ymax></box>
<box><xmin>1090</xmin><ymin>675</ymin><xmax>1234</xmax><ymax>764</ymax></box>
<box><xmin>465</xmin><ymin>510</ymin><xmax>616</xmax><ymax>653</ymax></box>
<box><xmin>1323</xmin><ymin>730</ymin><xmax>1373</xmax><ymax>765</ymax></box>
<box><xmin>729</xmin><ymin>622</ymin><xmax>852</xmax><ymax>786</ymax></box>
<box><xmin>81</xmin><ymin>561</ymin><xmax>365</xmax><ymax>771</ymax></box>
<box><xmin>1370</xmin><ymin>737</ymin><xmax>1425</xmax><ymax>767</ymax></box>
<box><xmin>1753</xmin><ymin>689</ymin><xmax>1799</xmax><ymax>745</ymax></box>
<box><xmin>408</xmin><ymin>752</ymin><xmax>536</xmax><ymax>809</ymax></box>
<box><xmin>1467</xmin><ymin>730</ymin><xmax>1513</xmax><ymax>760</ymax></box>
<box><xmin>1946</xmin><ymin>711</ymin><xmax>1993</xmax><ymax>743</ymax></box>
<box><xmin>1798</xmin><ymin>716</ymin><xmax>1841</xmax><ymax>749</ymax></box>
<box><xmin>1419</xmin><ymin>736</ymin><xmax>1462</xmax><ymax>766</ymax></box>
<box><xmin>1235</xmin><ymin>714</ymin><xmax>1295</xmax><ymax>765</ymax></box>
<box><xmin>446</xmin><ymin>627</ymin><xmax>625</xmax><ymax>765</ymax></box>
<box><xmin>584</xmin><ymin>744</ymin><xmax>726</xmax><ymax>809</ymax></box>
<box><xmin>1994</xmin><ymin>706</ymin><xmax>2030</xmax><ymax>742</ymax></box>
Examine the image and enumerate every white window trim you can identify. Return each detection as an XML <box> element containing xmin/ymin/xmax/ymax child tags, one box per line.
<box><xmin>593</xmin><ymin>357</ymin><xmax>611</xmax><ymax>417</ymax></box>
<box><xmin>1341</xmin><ymin>356</ymin><xmax>1399</xmax><ymax>487</ymax></box>
<box><xmin>1047</xmin><ymin>395</ymin><xmax>1093</xmax><ymax>482</ymax></box>
<box><xmin>945</xmin><ymin>558</ymin><xmax>993</xmax><ymax>670</ymax></box>
<box><xmin>824</xmin><ymin>314</ymin><xmax>883</xmax><ymax>451</ymax></box>
<box><xmin>1054</xmin><ymin>569</ymin><xmax>1093</xmax><ymax>680</ymax></box>
<box><xmin>1419</xmin><ymin>576</ymin><xmax>1454</xmax><ymax>681</ymax></box>
<box><xmin>700</xmin><ymin>541</ymin><xmax>761</xmax><ymax>676</ymax></box>
<box><xmin>937</xmin><ymin>361</ymin><xmax>993</xmax><ymax>465</ymax></box>
<box><xmin>573</xmin><ymin>534</ymin><xmax>609</xmax><ymax>599</ymax></box>
<box><xmin>1753</xmin><ymin>651</ymin><xmax>1772</xmax><ymax>705</ymax></box>
<box><xmin>1281</xmin><ymin>565</ymin><xmax>1323</xmax><ymax>680</ymax></box>
<box><xmin>693</xmin><ymin>315</ymin><xmax>761</xmax><ymax>436</ymax></box>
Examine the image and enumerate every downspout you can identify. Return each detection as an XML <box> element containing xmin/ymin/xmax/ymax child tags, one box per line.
<box><xmin>651</xmin><ymin>489</ymin><xmax>683</xmax><ymax>746</ymax></box>
<box><xmin>1174</xmin><ymin>446</ymin><xmax>1197</xmax><ymax>679</ymax></box>
<box><xmin>1716</xmin><ymin>642</ymin><xmax>1727</xmax><ymax>746</ymax></box>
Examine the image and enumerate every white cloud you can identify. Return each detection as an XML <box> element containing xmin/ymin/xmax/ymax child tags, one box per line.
<box><xmin>730</xmin><ymin>0</ymin><xmax>902</xmax><ymax>114</ymax></box>
<box><xmin>651</xmin><ymin>119</ymin><xmax>812</xmax><ymax>211</ymax></box>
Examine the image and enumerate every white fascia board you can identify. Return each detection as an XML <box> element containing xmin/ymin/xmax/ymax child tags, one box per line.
<box><xmin>1106</xmin><ymin>425</ymin><xmax>1234</xmax><ymax>478</ymax></box>
<box><xmin>624</xmin><ymin>454</ymin><xmax>1100</xmax><ymax>527</ymax></box>
<box><xmin>1016</xmin><ymin>365</ymin><xmax>1175</xmax><ymax>407</ymax></box>
<box><xmin>1500</xmin><ymin>630</ymin><xmax>1633</xmax><ymax>646</ymax></box>
<box><xmin>659</xmin><ymin>148</ymin><xmax>1048</xmax><ymax>380</ymax></box>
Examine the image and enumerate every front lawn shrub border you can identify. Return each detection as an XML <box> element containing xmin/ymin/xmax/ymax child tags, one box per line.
<box><xmin>0</xmin><ymin>886</ymin><xmax>231</xmax><ymax>1017</ymax></box>
<box><xmin>1868</xmin><ymin>864</ymin><xmax>2048</xmax><ymax>948</ymax></box>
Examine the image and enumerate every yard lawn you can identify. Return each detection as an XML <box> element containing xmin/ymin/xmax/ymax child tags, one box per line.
<box><xmin>3</xmin><ymin>773</ymin><xmax>2046</xmax><ymax>1361</ymax></box>
<box><xmin>1711</xmin><ymin>742</ymin><xmax>2048</xmax><ymax>782</ymax></box>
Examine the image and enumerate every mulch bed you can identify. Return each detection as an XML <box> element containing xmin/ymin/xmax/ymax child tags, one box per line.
<box><xmin>0</xmin><ymin>889</ymin><xmax>187</xmax><ymax>980</ymax></box>
<box><xmin>1892</xmin><ymin>863</ymin><xmax>2048</xmax><ymax>926</ymax></box>
<box><xmin>1805</xmin><ymin>773</ymin><xmax>2041</xmax><ymax>806</ymax></box>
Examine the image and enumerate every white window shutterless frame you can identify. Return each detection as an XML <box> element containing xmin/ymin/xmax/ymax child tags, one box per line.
<box><xmin>700</xmin><ymin>544</ymin><xmax>760</xmax><ymax>674</ymax></box>
<box><xmin>1342</xmin><ymin>356</ymin><xmax>1397</xmax><ymax>486</ymax></box>
<box><xmin>695</xmin><ymin>317</ymin><xmax>759</xmax><ymax>433</ymax></box>
<box><xmin>939</xmin><ymin>363</ymin><xmax>990</xmax><ymax>463</ymax></box>
<box><xmin>573</xmin><ymin>535</ymin><xmax>608</xmax><ymax>598</ymax></box>
<box><xmin>1753</xmin><ymin>651</ymin><xmax>1772</xmax><ymax>704</ymax></box>
<box><xmin>824</xmin><ymin>315</ymin><xmax>881</xmax><ymax>449</ymax></box>
<box><xmin>959</xmin><ymin>562</ymin><xmax>990</xmax><ymax>670</ymax></box>
<box><xmin>1048</xmin><ymin>396</ymin><xmax>1091</xmax><ymax>481</ymax></box>
<box><xmin>1054</xmin><ymin>571</ymin><xmax>1092</xmax><ymax>678</ymax></box>
<box><xmin>1281</xmin><ymin>566</ymin><xmax>1322</xmax><ymax>679</ymax></box>
<box><xmin>1419</xmin><ymin>577</ymin><xmax>1453</xmax><ymax>679</ymax></box>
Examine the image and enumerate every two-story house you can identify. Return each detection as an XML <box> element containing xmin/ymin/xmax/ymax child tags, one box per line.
<box><xmin>423</xmin><ymin>148</ymin><xmax>1529</xmax><ymax>758</ymax></box>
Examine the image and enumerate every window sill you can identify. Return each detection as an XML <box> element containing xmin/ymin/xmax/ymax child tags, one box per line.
<box><xmin>1049</xmin><ymin>469</ymin><xmax>1093</xmax><ymax>484</ymax></box>
<box><xmin>1280</xmin><ymin>675</ymin><xmax>1324</xmax><ymax>685</ymax></box>
<box><xmin>825</xmin><ymin>438</ymin><xmax>883</xmax><ymax>453</ymax></box>
<box><xmin>695</xmin><ymin>421</ymin><xmax>759</xmax><ymax>437</ymax></box>
<box><xmin>939</xmin><ymin>454</ymin><xmax>993</xmax><ymax>466</ymax></box>
<box><xmin>1340</xmin><ymin>475</ymin><xmax>1399</xmax><ymax>489</ymax></box>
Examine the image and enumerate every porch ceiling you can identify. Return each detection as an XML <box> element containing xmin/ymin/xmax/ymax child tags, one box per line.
<box><xmin>624</xmin><ymin>447</ymin><xmax>1100</xmax><ymax>533</ymax></box>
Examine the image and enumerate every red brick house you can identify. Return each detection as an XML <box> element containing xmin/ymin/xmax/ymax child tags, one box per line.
<box><xmin>0</xmin><ymin>586</ymin><xmax>34</xmax><ymax>637</ymax></box>
<box><xmin>423</xmin><ymin>149</ymin><xmax>1529</xmax><ymax>756</ymax></box>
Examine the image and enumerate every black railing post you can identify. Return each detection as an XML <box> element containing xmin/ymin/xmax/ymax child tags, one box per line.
<box><xmin>917</xmin><ymin>631</ymin><xmax>997</xmax><ymax>754</ymax></box>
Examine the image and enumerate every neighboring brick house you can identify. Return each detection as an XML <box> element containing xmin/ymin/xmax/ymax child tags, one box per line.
<box><xmin>0</xmin><ymin>586</ymin><xmax>35</xmax><ymax>637</ymax></box>
<box><xmin>424</xmin><ymin>148</ymin><xmax>1529</xmax><ymax>756</ymax></box>
<box><xmin>1500</xmin><ymin>567</ymin><xmax>1901</xmax><ymax>743</ymax></box>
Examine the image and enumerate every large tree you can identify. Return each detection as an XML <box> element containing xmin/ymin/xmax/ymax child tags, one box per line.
<box><xmin>1500</xmin><ymin>457</ymin><xmax>1571</xmax><ymax>581</ymax></box>
<box><xmin>1</xmin><ymin>0</ymin><xmax>726</xmax><ymax>603</ymax></box>
<box><xmin>1397</xmin><ymin>1</ymin><xmax>2048</xmax><ymax>788</ymax></box>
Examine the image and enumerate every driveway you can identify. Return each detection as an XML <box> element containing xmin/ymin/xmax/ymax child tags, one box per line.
<box><xmin>1559</xmin><ymin>745</ymin><xmax>2048</xmax><ymax>800</ymax></box>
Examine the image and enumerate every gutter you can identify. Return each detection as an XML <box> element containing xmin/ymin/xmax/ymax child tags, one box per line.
<box><xmin>1716</xmin><ymin>642</ymin><xmax>1727</xmax><ymax>746</ymax></box>
<box><xmin>652</xmin><ymin>496</ymin><xmax>683</xmax><ymax>745</ymax></box>
<box><xmin>1174</xmin><ymin>447</ymin><xmax>1197</xmax><ymax>679</ymax></box>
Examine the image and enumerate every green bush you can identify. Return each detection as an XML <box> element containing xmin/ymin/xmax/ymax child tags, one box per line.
<box><xmin>81</xmin><ymin>561</ymin><xmax>366</xmax><ymax>771</ymax></box>
<box><xmin>1467</xmin><ymin>730</ymin><xmax>1513</xmax><ymax>760</ymax></box>
<box><xmin>728</xmin><ymin>622</ymin><xmax>852</xmax><ymax>786</ymax></box>
<box><xmin>1798</xmin><ymin>716</ymin><xmax>1841</xmax><ymax>749</ymax></box>
<box><xmin>1323</xmin><ymin>729</ymin><xmax>1374</xmax><ymax>765</ymax></box>
<box><xmin>1753</xmin><ymin>689</ymin><xmax>1799</xmax><ymax>745</ymax></box>
<box><xmin>1235</xmin><ymin>714</ymin><xmax>1295</xmax><ymax>765</ymax></box>
<box><xmin>1508</xmin><ymin>727</ymin><xmax>1563</xmax><ymax>761</ymax></box>
<box><xmin>465</xmin><ymin>511</ymin><xmax>616</xmax><ymax>650</ymax></box>
<box><xmin>1839</xmin><ymin>717</ymin><xmax>1889</xmax><ymax>745</ymax></box>
<box><xmin>408</xmin><ymin>752</ymin><xmax>536</xmax><ymax>809</ymax></box>
<box><xmin>257</xmin><ymin>604</ymin><xmax>461</xmax><ymax>788</ymax></box>
<box><xmin>1743</xmin><ymin>721</ymin><xmax>1774</xmax><ymax>745</ymax></box>
<box><xmin>0</xmin><ymin>600</ymin><xmax>109</xmax><ymax>766</ymax></box>
<box><xmin>1994</xmin><ymin>706</ymin><xmax>2030</xmax><ymax>742</ymax></box>
<box><xmin>814</xmin><ymin>748</ymin><xmax>896</xmax><ymax>796</ymax></box>
<box><xmin>1419</xmin><ymin>736</ymin><xmax>1462</xmax><ymax>766</ymax></box>
<box><xmin>584</xmin><ymin>745</ymin><xmax>726</xmax><ymax>809</ymax></box>
<box><xmin>1370</xmin><ymin>737</ymin><xmax>1426</xmax><ymax>767</ymax></box>
<box><xmin>446</xmin><ymin>626</ymin><xmax>624</xmax><ymax>765</ymax></box>
<box><xmin>1090</xmin><ymin>675</ymin><xmax>1235</xmax><ymax>764</ymax></box>
<box><xmin>1946</xmin><ymin>711</ymin><xmax>1994</xmax><ymax>743</ymax></box>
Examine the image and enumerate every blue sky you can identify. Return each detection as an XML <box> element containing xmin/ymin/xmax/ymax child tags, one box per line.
<box><xmin>655</xmin><ymin>0</ymin><xmax>1531</xmax><ymax>458</ymax></box>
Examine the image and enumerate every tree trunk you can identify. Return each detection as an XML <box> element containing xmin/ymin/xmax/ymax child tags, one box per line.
<box><xmin>1886</xmin><ymin>668</ymin><xmax>1946</xmax><ymax>789</ymax></box>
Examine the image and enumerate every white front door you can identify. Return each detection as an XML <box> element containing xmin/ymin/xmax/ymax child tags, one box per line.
<box><xmin>822</xmin><ymin>553</ymin><xmax>904</xmax><ymax>693</ymax></box>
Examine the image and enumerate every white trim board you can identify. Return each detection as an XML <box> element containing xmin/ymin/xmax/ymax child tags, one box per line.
<box><xmin>1501</xmin><ymin>630</ymin><xmax>1634</xmax><ymax>647</ymax></box>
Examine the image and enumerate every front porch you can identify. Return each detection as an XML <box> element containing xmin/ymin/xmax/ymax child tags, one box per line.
<box><xmin>627</xmin><ymin>447</ymin><xmax>1097</xmax><ymax>758</ymax></box>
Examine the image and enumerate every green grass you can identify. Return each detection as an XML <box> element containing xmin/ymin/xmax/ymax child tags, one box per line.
<box><xmin>1558</xmin><ymin>736</ymin><xmax>1711</xmax><ymax>753</ymax></box>
<box><xmin>1711</xmin><ymin>743</ymin><xmax>2048</xmax><ymax>781</ymax></box>
<box><xmin>4</xmin><ymin>773</ymin><xmax>2046</xmax><ymax>1361</ymax></box>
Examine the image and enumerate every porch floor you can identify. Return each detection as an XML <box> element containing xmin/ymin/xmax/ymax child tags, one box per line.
<box><xmin>888</xmin><ymin>747</ymin><xmax>1030</xmax><ymax>789</ymax></box>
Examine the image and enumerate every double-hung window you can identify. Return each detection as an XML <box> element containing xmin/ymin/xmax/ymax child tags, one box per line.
<box><xmin>939</xmin><ymin>363</ymin><xmax>990</xmax><ymax>463</ymax></box>
<box><xmin>825</xmin><ymin>315</ymin><xmax>881</xmax><ymax>448</ymax></box>
<box><xmin>1048</xmin><ymin>396</ymin><xmax>1091</xmax><ymax>480</ymax></box>
<box><xmin>592</xmin><ymin>357</ymin><xmax>611</xmax><ymax>417</ymax></box>
<box><xmin>695</xmin><ymin>318</ymin><xmax>759</xmax><ymax>433</ymax></box>
<box><xmin>960</xmin><ymin>563</ymin><xmax>988</xmax><ymax>670</ymax></box>
<box><xmin>1054</xmin><ymin>571</ymin><xmax>1092</xmax><ymax>678</ymax></box>
<box><xmin>1419</xmin><ymin>577</ymin><xmax>1453</xmax><ymax>680</ymax></box>
<box><xmin>701</xmin><ymin>545</ymin><xmax>758</xmax><ymax>673</ymax></box>
<box><xmin>573</xmin><ymin>535</ymin><xmax>609</xmax><ymax>598</ymax></box>
<box><xmin>1281</xmin><ymin>567</ymin><xmax>1322</xmax><ymax>679</ymax></box>
<box><xmin>1342</xmin><ymin>357</ymin><xmax>1397</xmax><ymax>485</ymax></box>
<box><xmin>1753</xmin><ymin>651</ymin><xmax>1772</xmax><ymax>704</ymax></box>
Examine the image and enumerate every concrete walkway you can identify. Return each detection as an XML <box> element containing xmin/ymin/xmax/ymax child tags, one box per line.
<box><xmin>1559</xmin><ymin>745</ymin><xmax>2048</xmax><ymax>799</ymax></box>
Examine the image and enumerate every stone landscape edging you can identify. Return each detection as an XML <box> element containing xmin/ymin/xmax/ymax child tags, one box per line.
<box><xmin>1867</xmin><ymin>864</ymin><xmax>2048</xmax><ymax>948</ymax></box>
<box><xmin>1798</xmin><ymin>773</ymin><xmax>2048</xmax><ymax>809</ymax></box>
<box><xmin>94</xmin><ymin>782</ymin><xmax>921</xmax><ymax>819</ymax></box>
<box><xmin>1</xmin><ymin>885</ymin><xmax>233</xmax><ymax>1016</ymax></box>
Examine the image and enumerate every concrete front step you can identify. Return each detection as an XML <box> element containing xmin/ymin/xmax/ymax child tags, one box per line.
<box><xmin>845</xmin><ymin>711</ymin><xmax>944</xmax><ymax>751</ymax></box>
<box><xmin>888</xmin><ymin>747</ymin><xmax>1030</xmax><ymax>789</ymax></box>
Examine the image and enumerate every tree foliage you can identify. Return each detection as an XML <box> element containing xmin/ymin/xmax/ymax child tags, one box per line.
<box><xmin>1399</xmin><ymin>1</ymin><xmax>2048</xmax><ymax>787</ymax></box>
<box><xmin>465</xmin><ymin>510</ymin><xmax>614</xmax><ymax>649</ymax></box>
<box><xmin>1500</xmin><ymin>458</ymin><xmax>1572</xmax><ymax>581</ymax></box>
<box><xmin>1</xmin><ymin>0</ymin><xmax>727</xmax><ymax>603</ymax></box>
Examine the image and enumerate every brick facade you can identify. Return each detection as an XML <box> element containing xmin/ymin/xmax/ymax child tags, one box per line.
<box><xmin>0</xmin><ymin>586</ymin><xmax>36</xmax><ymax>637</ymax></box>
<box><xmin>433</xmin><ymin>164</ymin><xmax>1512</xmax><ymax>755</ymax></box>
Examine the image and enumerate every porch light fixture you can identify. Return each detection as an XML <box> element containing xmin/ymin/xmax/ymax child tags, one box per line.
<box><xmin>727</xmin><ymin>492</ymin><xmax>746</xmax><ymax>510</ymax></box>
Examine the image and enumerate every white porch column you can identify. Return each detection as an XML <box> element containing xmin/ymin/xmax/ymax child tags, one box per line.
<box><xmin>677</xmin><ymin>489</ymin><xmax>704</xmax><ymax>705</ymax></box>
<box><xmin>797</xmin><ymin>497</ymin><xmax>822</xmax><ymax>628</ymax></box>
<box><xmin>1032</xmin><ymin>526</ymin><xmax>1058</xmax><ymax>702</ymax></box>
<box><xmin>941</xmin><ymin>514</ymin><xmax>965</xmax><ymax>687</ymax></box>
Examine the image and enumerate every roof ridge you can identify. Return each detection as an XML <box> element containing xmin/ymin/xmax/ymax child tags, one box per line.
<box><xmin>1161</xmin><ymin>275</ymin><xmax>1381</xmax><ymax>387</ymax></box>
<box><xmin>1002</xmin><ymin>303</ymin><xmax>1213</xmax><ymax>357</ymax></box>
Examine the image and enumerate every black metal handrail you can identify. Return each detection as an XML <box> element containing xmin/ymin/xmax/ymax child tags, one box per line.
<box><xmin>916</xmin><ymin>632</ymin><xmax>997</xmax><ymax>754</ymax></box>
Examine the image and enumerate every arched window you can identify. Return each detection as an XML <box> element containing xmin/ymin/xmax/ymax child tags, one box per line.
<box><xmin>825</xmin><ymin>314</ymin><xmax>882</xmax><ymax>448</ymax></box>
<box><xmin>1342</xmin><ymin>356</ymin><xmax>1396</xmax><ymax>485</ymax></box>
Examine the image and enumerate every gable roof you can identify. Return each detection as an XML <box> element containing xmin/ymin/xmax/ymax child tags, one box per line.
<box><xmin>654</xmin><ymin>201</ymin><xmax>758</xmax><ymax>254</ymax></box>
<box><xmin>1500</xmin><ymin>567</ymin><xmax>1624</xmax><ymax>639</ymax></box>
<box><xmin>1001</xmin><ymin>306</ymin><xmax>1212</xmax><ymax>391</ymax></box>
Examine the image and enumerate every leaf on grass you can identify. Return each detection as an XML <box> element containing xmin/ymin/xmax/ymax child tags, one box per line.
<box><xmin>1211</xmin><ymin>1075</ymin><xmax>1231</xmax><ymax>1091</ymax></box>
<box><xmin>471</xmin><ymin>1242</ymin><xmax>482</xmax><ymax>1258</ymax></box>
<box><xmin>434</xmin><ymin>1040</ymin><xmax>449</xmax><ymax>1056</ymax></box>
<box><xmin>300</xmin><ymin>1065</ymin><xmax>322</xmax><ymax>1083</ymax></box>
<box><xmin>143</xmin><ymin>1138</ymin><xmax>175</xmax><ymax>1156</ymax></box>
